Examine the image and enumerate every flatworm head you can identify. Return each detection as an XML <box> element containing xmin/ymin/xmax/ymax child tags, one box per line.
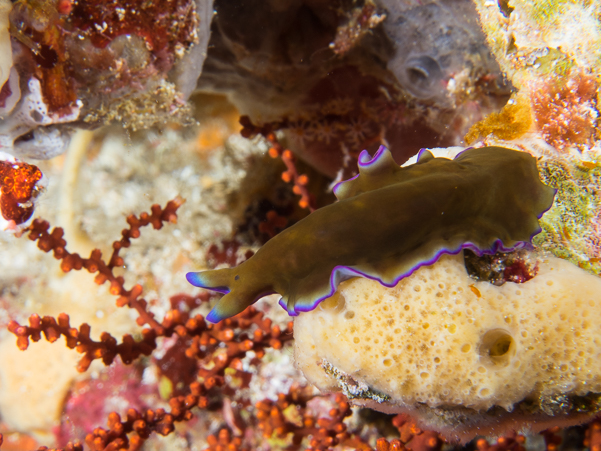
<box><xmin>187</xmin><ymin>146</ymin><xmax>556</xmax><ymax>323</ymax></box>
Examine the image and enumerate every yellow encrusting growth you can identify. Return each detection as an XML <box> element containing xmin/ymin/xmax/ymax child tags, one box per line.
<box><xmin>294</xmin><ymin>254</ymin><xmax>601</xmax><ymax>412</ymax></box>
<box><xmin>465</xmin><ymin>99</ymin><xmax>532</xmax><ymax>145</ymax></box>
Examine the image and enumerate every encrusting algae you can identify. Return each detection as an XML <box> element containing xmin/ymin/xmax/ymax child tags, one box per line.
<box><xmin>465</xmin><ymin>97</ymin><xmax>533</xmax><ymax>145</ymax></box>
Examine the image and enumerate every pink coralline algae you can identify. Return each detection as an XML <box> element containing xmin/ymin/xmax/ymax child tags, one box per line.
<box><xmin>56</xmin><ymin>362</ymin><xmax>155</xmax><ymax>448</ymax></box>
<box><xmin>531</xmin><ymin>73</ymin><xmax>599</xmax><ymax>150</ymax></box>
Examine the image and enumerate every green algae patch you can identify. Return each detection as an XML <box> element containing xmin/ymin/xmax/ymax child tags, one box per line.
<box><xmin>528</xmin><ymin>0</ymin><xmax>592</xmax><ymax>24</ymax></box>
<box><xmin>534</xmin><ymin>48</ymin><xmax>576</xmax><ymax>79</ymax></box>
<box><xmin>535</xmin><ymin>157</ymin><xmax>601</xmax><ymax>275</ymax></box>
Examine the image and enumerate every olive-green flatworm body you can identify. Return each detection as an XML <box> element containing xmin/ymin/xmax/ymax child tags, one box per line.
<box><xmin>187</xmin><ymin>146</ymin><xmax>555</xmax><ymax>323</ymax></box>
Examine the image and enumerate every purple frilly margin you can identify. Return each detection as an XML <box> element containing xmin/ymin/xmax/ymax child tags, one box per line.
<box><xmin>207</xmin><ymin>289</ymin><xmax>277</xmax><ymax>323</ymax></box>
<box><xmin>358</xmin><ymin>145</ymin><xmax>388</xmax><ymax>167</ymax></box>
<box><xmin>185</xmin><ymin>273</ymin><xmax>278</xmax><ymax>323</ymax></box>
<box><xmin>278</xmin><ymin>239</ymin><xmax>531</xmax><ymax>317</ymax></box>
<box><xmin>332</xmin><ymin>146</ymin><xmax>457</xmax><ymax>197</ymax></box>
<box><xmin>332</xmin><ymin>146</ymin><xmax>388</xmax><ymax>198</ymax></box>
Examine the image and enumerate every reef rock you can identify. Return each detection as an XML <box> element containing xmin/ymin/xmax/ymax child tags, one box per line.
<box><xmin>198</xmin><ymin>0</ymin><xmax>510</xmax><ymax>177</ymax></box>
<box><xmin>0</xmin><ymin>0</ymin><xmax>212</xmax><ymax>159</ymax></box>
<box><xmin>380</xmin><ymin>0</ymin><xmax>508</xmax><ymax>104</ymax></box>
<box><xmin>294</xmin><ymin>253</ymin><xmax>601</xmax><ymax>443</ymax></box>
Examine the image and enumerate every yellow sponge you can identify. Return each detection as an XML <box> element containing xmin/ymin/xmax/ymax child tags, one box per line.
<box><xmin>294</xmin><ymin>254</ymin><xmax>601</xmax><ymax>441</ymax></box>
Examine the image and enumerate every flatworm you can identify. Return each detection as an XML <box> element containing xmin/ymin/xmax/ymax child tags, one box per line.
<box><xmin>187</xmin><ymin>146</ymin><xmax>556</xmax><ymax>323</ymax></box>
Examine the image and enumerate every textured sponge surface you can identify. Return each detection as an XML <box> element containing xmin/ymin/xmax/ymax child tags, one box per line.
<box><xmin>294</xmin><ymin>254</ymin><xmax>601</xmax><ymax>411</ymax></box>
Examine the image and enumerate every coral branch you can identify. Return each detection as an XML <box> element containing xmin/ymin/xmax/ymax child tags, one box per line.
<box><xmin>79</xmin><ymin>305</ymin><xmax>293</xmax><ymax>450</ymax></box>
<box><xmin>8</xmin><ymin>198</ymin><xmax>185</xmax><ymax>370</ymax></box>
<box><xmin>7</xmin><ymin>299</ymin><xmax>294</xmax><ymax>449</ymax></box>
<box><xmin>205</xmin><ymin>429</ymin><xmax>250</xmax><ymax>451</ymax></box>
<box><xmin>256</xmin><ymin>386</ymin><xmax>372</xmax><ymax>451</ymax></box>
<box><xmin>239</xmin><ymin>116</ymin><xmax>315</xmax><ymax>212</ymax></box>
<box><xmin>35</xmin><ymin>445</ymin><xmax>83</xmax><ymax>451</ymax></box>
<box><xmin>475</xmin><ymin>432</ymin><xmax>526</xmax><ymax>451</ymax></box>
<box><xmin>392</xmin><ymin>415</ymin><xmax>443</xmax><ymax>451</ymax></box>
<box><xmin>24</xmin><ymin>197</ymin><xmax>184</xmax><ymax>333</ymax></box>
<box><xmin>8</xmin><ymin>297</ymin><xmax>292</xmax><ymax>374</ymax></box>
<box><xmin>84</xmin><ymin>401</ymin><xmax>195</xmax><ymax>451</ymax></box>
<box><xmin>7</xmin><ymin>313</ymin><xmax>158</xmax><ymax>372</ymax></box>
<box><xmin>376</xmin><ymin>438</ymin><xmax>406</xmax><ymax>451</ymax></box>
<box><xmin>190</xmin><ymin>307</ymin><xmax>294</xmax><ymax>387</ymax></box>
<box><xmin>584</xmin><ymin>418</ymin><xmax>601</xmax><ymax>451</ymax></box>
<box><xmin>5</xmin><ymin>195</ymin><xmax>300</xmax><ymax>450</ymax></box>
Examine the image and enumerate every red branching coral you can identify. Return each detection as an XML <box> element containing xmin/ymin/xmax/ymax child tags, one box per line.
<box><xmin>585</xmin><ymin>419</ymin><xmax>601</xmax><ymax>451</ymax></box>
<box><xmin>8</xmin><ymin>197</ymin><xmax>185</xmax><ymax>370</ymax></box>
<box><xmin>391</xmin><ymin>415</ymin><xmax>443</xmax><ymax>451</ymax></box>
<box><xmin>0</xmin><ymin>159</ymin><xmax>43</xmax><ymax>225</ymax></box>
<box><xmin>256</xmin><ymin>388</ymin><xmax>371</xmax><ymax>450</ymax></box>
<box><xmin>59</xmin><ymin>300</ymin><xmax>291</xmax><ymax>450</ymax></box>
<box><xmin>240</xmin><ymin>117</ymin><xmax>315</xmax><ymax>212</ymax></box>
<box><xmin>206</xmin><ymin>239</ymin><xmax>254</xmax><ymax>269</ymax></box>
<box><xmin>475</xmin><ymin>432</ymin><xmax>526</xmax><ymax>451</ymax></box>
<box><xmin>5</xmin><ymin>198</ymin><xmax>295</xmax><ymax>450</ymax></box>
<box><xmin>531</xmin><ymin>72</ymin><xmax>599</xmax><ymax>150</ymax></box>
<box><xmin>11</xmin><ymin>304</ymin><xmax>293</xmax><ymax>450</ymax></box>
<box><xmin>36</xmin><ymin>444</ymin><xmax>83</xmax><ymax>451</ymax></box>
<box><xmin>375</xmin><ymin>439</ymin><xmax>406</xmax><ymax>451</ymax></box>
<box><xmin>253</xmin><ymin>387</ymin><xmax>442</xmax><ymax>451</ymax></box>
<box><xmin>85</xmin><ymin>399</ymin><xmax>192</xmax><ymax>450</ymax></box>
<box><xmin>56</xmin><ymin>361</ymin><xmax>156</xmax><ymax>446</ymax></box>
<box><xmin>258</xmin><ymin>210</ymin><xmax>289</xmax><ymax>239</ymax></box>
<box><xmin>0</xmin><ymin>432</ymin><xmax>83</xmax><ymax>451</ymax></box>
<box><xmin>205</xmin><ymin>429</ymin><xmax>250</xmax><ymax>451</ymax></box>
<box><xmin>4</xmin><ymin>198</ymin><xmax>601</xmax><ymax>451</ymax></box>
<box><xmin>9</xmin><ymin>235</ymin><xmax>291</xmax><ymax>378</ymax></box>
<box><xmin>540</xmin><ymin>427</ymin><xmax>562</xmax><ymax>451</ymax></box>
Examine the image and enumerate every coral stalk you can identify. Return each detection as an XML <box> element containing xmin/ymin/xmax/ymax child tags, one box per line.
<box><xmin>240</xmin><ymin>116</ymin><xmax>315</xmax><ymax>212</ymax></box>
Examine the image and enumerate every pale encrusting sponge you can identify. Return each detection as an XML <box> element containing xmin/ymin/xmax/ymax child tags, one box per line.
<box><xmin>294</xmin><ymin>254</ymin><xmax>601</xmax><ymax>441</ymax></box>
